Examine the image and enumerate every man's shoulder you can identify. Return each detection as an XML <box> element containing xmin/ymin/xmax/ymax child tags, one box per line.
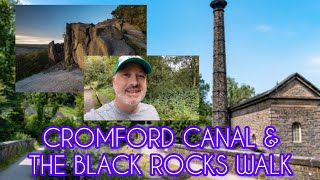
<box><xmin>95</xmin><ymin>102</ymin><xmax>114</xmax><ymax>113</ymax></box>
<box><xmin>84</xmin><ymin>102</ymin><xmax>115</xmax><ymax>120</ymax></box>
<box><xmin>139</xmin><ymin>102</ymin><xmax>157</xmax><ymax>111</ymax></box>
<box><xmin>138</xmin><ymin>102</ymin><xmax>160</xmax><ymax>120</ymax></box>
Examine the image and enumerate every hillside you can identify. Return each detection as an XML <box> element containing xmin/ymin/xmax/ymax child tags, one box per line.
<box><xmin>16</xmin><ymin>44</ymin><xmax>47</xmax><ymax>55</ymax></box>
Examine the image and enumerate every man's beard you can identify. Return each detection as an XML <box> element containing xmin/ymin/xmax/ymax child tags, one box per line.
<box><xmin>114</xmin><ymin>86</ymin><xmax>146</xmax><ymax>107</ymax></box>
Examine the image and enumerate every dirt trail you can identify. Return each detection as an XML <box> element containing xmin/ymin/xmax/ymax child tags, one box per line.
<box><xmin>16</xmin><ymin>69</ymin><xmax>83</xmax><ymax>92</ymax></box>
<box><xmin>84</xmin><ymin>86</ymin><xmax>95</xmax><ymax>113</ymax></box>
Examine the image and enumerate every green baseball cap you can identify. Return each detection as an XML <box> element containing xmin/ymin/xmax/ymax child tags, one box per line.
<box><xmin>114</xmin><ymin>56</ymin><xmax>152</xmax><ymax>75</ymax></box>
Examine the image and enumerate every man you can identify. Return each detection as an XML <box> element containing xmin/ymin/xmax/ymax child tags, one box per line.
<box><xmin>84</xmin><ymin>56</ymin><xmax>160</xmax><ymax>120</ymax></box>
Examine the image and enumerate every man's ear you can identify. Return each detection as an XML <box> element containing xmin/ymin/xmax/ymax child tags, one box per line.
<box><xmin>112</xmin><ymin>76</ymin><xmax>115</xmax><ymax>88</ymax></box>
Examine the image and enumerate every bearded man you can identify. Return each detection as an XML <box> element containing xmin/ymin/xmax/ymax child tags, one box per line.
<box><xmin>84</xmin><ymin>56</ymin><xmax>160</xmax><ymax>120</ymax></box>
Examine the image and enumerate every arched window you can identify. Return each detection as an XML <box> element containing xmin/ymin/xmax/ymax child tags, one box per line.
<box><xmin>251</xmin><ymin>134</ymin><xmax>256</xmax><ymax>144</ymax></box>
<box><xmin>292</xmin><ymin>122</ymin><xmax>301</xmax><ymax>143</ymax></box>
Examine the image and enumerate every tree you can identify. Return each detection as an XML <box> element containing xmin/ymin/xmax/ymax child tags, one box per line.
<box><xmin>227</xmin><ymin>77</ymin><xmax>255</xmax><ymax>107</ymax></box>
<box><xmin>111</xmin><ymin>5</ymin><xmax>146</xmax><ymax>33</ymax></box>
<box><xmin>199</xmin><ymin>74</ymin><xmax>211</xmax><ymax>119</ymax></box>
<box><xmin>75</xmin><ymin>93</ymin><xmax>84</xmax><ymax>123</ymax></box>
<box><xmin>0</xmin><ymin>0</ymin><xmax>24</xmax><ymax>141</ymax></box>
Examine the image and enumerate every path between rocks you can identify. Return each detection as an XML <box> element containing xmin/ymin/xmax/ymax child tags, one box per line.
<box><xmin>16</xmin><ymin>69</ymin><xmax>83</xmax><ymax>92</ymax></box>
<box><xmin>0</xmin><ymin>146</ymin><xmax>44</xmax><ymax>180</ymax></box>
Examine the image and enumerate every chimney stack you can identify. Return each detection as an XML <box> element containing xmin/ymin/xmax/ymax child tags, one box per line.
<box><xmin>211</xmin><ymin>0</ymin><xmax>228</xmax><ymax>128</ymax></box>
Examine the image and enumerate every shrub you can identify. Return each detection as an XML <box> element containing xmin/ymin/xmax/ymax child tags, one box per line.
<box><xmin>145</xmin><ymin>88</ymin><xmax>199</xmax><ymax>120</ymax></box>
<box><xmin>10</xmin><ymin>132</ymin><xmax>31</xmax><ymax>140</ymax></box>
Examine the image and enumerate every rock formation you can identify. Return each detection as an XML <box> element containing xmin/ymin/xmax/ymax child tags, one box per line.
<box><xmin>49</xmin><ymin>18</ymin><xmax>146</xmax><ymax>69</ymax></box>
<box><xmin>48</xmin><ymin>41</ymin><xmax>64</xmax><ymax>63</ymax></box>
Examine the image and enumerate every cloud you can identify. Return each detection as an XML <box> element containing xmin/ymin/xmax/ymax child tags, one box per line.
<box><xmin>311</xmin><ymin>57</ymin><xmax>320</xmax><ymax>66</ymax></box>
<box><xmin>16</xmin><ymin>34</ymin><xmax>63</xmax><ymax>44</ymax></box>
<box><xmin>18</xmin><ymin>0</ymin><xmax>31</xmax><ymax>5</ymax></box>
<box><xmin>256</xmin><ymin>24</ymin><xmax>272</xmax><ymax>32</ymax></box>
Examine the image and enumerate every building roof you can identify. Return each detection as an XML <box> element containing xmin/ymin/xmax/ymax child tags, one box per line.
<box><xmin>230</xmin><ymin>73</ymin><xmax>320</xmax><ymax>111</ymax></box>
<box><xmin>25</xmin><ymin>107</ymin><xmax>36</xmax><ymax>114</ymax></box>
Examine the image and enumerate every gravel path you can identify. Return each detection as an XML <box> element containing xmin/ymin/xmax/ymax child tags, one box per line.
<box><xmin>16</xmin><ymin>69</ymin><xmax>83</xmax><ymax>92</ymax></box>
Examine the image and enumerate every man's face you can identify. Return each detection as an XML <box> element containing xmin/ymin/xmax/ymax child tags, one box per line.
<box><xmin>112</xmin><ymin>62</ymin><xmax>147</xmax><ymax>107</ymax></box>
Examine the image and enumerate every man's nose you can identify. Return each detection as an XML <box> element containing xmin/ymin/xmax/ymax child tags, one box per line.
<box><xmin>129</xmin><ymin>75</ymin><xmax>139</xmax><ymax>86</ymax></box>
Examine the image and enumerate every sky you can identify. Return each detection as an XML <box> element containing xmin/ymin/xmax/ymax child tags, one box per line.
<box><xmin>17</xmin><ymin>0</ymin><xmax>320</xmax><ymax>102</ymax></box>
<box><xmin>16</xmin><ymin>5</ymin><xmax>116</xmax><ymax>44</ymax></box>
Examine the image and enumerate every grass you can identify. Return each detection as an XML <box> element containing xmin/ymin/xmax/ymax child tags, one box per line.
<box><xmin>90</xmin><ymin>85</ymin><xmax>115</xmax><ymax>109</ymax></box>
<box><xmin>59</xmin><ymin>105</ymin><xmax>78</xmax><ymax>117</ymax></box>
<box><xmin>91</xmin><ymin>89</ymin><xmax>100</xmax><ymax>109</ymax></box>
<box><xmin>97</xmin><ymin>86</ymin><xmax>115</xmax><ymax>101</ymax></box>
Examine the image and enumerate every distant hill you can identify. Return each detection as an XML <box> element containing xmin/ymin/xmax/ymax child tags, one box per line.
<box><xmin>16</xmin><ymin>44</ymin><xmax>48</xmax><ymax>55</ymax></box>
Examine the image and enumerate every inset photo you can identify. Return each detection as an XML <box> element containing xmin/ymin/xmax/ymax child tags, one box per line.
<box><xmin>15</xmin><ymin>5</ymin><xmax>146</xmax><ymax>92</ymax></box>
<box><xmin>84</xmin><ymin>56</ymin><xmax>200</xmax><ymax>121</ymax></box>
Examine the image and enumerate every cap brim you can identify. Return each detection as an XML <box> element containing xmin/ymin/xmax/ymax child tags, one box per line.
<box><xmin>115</xmin><ymin>57</ymin><xmax>152</xmax><ymax>75</ymax></box>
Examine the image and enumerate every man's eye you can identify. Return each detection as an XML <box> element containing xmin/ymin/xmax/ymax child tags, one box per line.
<box><xmin>123</xmin><ymin>73</ymin><xmax>129</xmax><ymax>77</ymax></box>
<box><xmin>138</xmin><ymin>74</ymin><xmax>146</xmax><ymax>78</ymax></box>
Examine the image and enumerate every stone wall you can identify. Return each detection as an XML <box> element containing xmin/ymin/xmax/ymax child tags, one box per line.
<box><xmin>270</xmin><ymin>104</ymin><xmax>320</xmax><ymax>157</ymax></box>
<box><xmin>166</xmin><ymin>144</ymin><xmax>320</xmax><ymax>179</ymax></box>
<box><xmin>231</xmin><ymin>97</ymin><xmax>320</xmax><ymax>157</ymax></box>
<box><xmin>0</xmin><ymin>139</ymin><xmax>34</xmax><ymax>164</ymax></box>
<box><xmin>231</xmin><ymin>102</ymin><xmax>271</xmax><ymax>151</ymax></box>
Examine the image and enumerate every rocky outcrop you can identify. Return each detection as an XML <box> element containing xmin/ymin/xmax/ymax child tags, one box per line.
<box><xmin>48</xmin><ymin>41</ymin><xmax>64</xmax><ymax>63</ymax></box>
<box><xmin>58</xmin><ymin>18</ymin><xmax>145</xmax><ymax>69</ymax></box>
<box><xmin>97</xmin><ymin>19</ymin><xmax>146</xmax><ymax>49</ymax></box>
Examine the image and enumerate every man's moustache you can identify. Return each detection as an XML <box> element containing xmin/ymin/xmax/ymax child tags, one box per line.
<box><xmin>125</xmin><ymin>86</ymin><xmax>141</xmax><ymax>91</ymax></box>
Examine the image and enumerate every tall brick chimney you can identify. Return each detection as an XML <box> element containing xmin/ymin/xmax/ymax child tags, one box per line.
<box><xmin>211</xmin><ymin>0</ymin><xmax>228</xmax><ymax>128</ymax></box>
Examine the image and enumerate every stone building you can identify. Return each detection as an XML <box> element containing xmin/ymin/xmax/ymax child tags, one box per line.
<box><xmin>230</xmin><ymin>73</ymin><xmax>320</xmax><ymax>157</ymax></box>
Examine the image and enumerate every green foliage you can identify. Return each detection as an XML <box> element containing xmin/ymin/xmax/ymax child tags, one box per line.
<box><xmin>146</xmin><ymin>88</ymin><xmax>199</xmax><ymax>120</ymax></box>
<box><xmin>199</xmin><ymin>74</ymin><xmax>212</xmax><ymax>121</ymax></box>
<box><xmin>143</xmin><ymin>56</ymin><xmax>200</xmax><ymax>120</ymax></box>
<box><xmin>78</xmin><ymin>133</ymin><xmax>91</xmax><ymax>144</ymax></box>
<box><xmin>22</xmin><ymin>93</ymin><xmax>80</xmax><ymax>142</ymax></box>
<box><xmin>112</xmin><ymin>5</ymin><xmax>146</xmax><ymax>33</ymax></box>
<box><xmin>59</xmin><ymin>105</ymin><xmax>78</xmax><ymax>117</ymax></box>
<box><xmin>75</xmin><ymin>93</ymin><xmax>84</xmax><ymax>122</ymax></box>
<box><xmin>16</xmin><ymin>48</ymin><xmax>50</xmax><ymax>81</ymax></box>
<box><xmin>0</xmin><ymin>0</ymin><xmax>25</xmax><ymax>142</ymax></box>
<box><xmin>227</xmin><ymin>77</ymin><xmax>255</xmax><ymax>107</ymax></box>
<box><xmin>10</xmin><ymin>132</ymin><xmax>31</xmax><ymax>140</ymax></box>
<box><xmin>84</xmin><ymin>56</ymin><xmax>117</xmax><ymax>86</ymax></box>
<box><xmin>98</xmin><ymin>85</ymin><xmax>115</xmax><ymax>101</ymax></box>
<box><xmin>50</xmin><ymin>117</ymin><xmax>79</xmax><ymax>128</ymax></box>
<box><xmin>24</xmin><ymin>114</ymin><xmax>43</xmax><ymax>142</ymax></box>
